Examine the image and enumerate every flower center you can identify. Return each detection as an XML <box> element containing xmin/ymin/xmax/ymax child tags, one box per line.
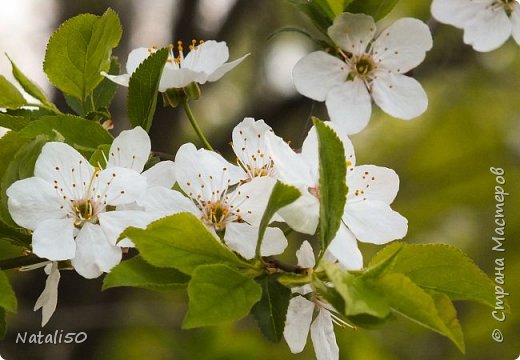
<box><xmin>200</xmin><ymin>199</ymin><xmax>234</xmax><ymax>231</ymax></box>
<box><xmin>245</xmin><ymin>159</ymin><xmax>275</xmax><ymax>179</ymax></box>
<box><xmin>350</xmin><ymin>55</ymin><xmax>376</xmax><ymax>80</ymax></box>
<box><xmin>71</xmin><ymin>199</ymin><xmax>100</xmax><ymax>227</ymax></box>
<box><xmin>165</xmin><ymin>39</ymin><xmax>205</xmax><ymax>64</ymax></box>
<box><xmin>493</xmin><ymin>0</ymin><xmax>517</xmax><ymax>14</ymax></box>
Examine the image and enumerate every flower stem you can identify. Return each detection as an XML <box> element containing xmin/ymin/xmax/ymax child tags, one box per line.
<box><xmin>181</xmin><ymin>101</ymin><xmax>214</xmax><ymax>151</ymax></box>
<box><xmin>0</xmin><ymin>254</ymin><xmax>45</xmax><ymax>270</ymax></box>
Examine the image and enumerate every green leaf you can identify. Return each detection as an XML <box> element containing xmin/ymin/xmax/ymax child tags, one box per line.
<box><xmin>346</xmin><ymin>0</ymin><xmax>399</xmax><ymax>21</ymax></box>
<box><xmin>183</xmin><ymin>264</ymin><xmax>262</xmax><ymax>328</ymax></box>
<box><xmin>0</xmin><ymin>136</ymin><xmax>46</xmax><ymax>227</ymax></box>
<box><xmin>0</xmin><ymin>113</ymin><xmax>29</xmax><ymax>131</ymax></box>
<box><xmin>322</xmin><ymin>0</ymin><xmax>344</xmax><ymax>16</ymax></box>
<box><xmin>128</xmin><ymin>47</ymin><xmax>168</xmax><ymax>131</ymax></box>
<box><xmin>65</xmin><ymin>57</ymin><xmax>121</xmax><ymax>116</ymax></box>
<box><xmin>44</xmin><ymin>9</ymin><xmax>122</xmax><ymax>101</ymax></box>
<box><xmin>323</xmin><ymin>262</ymin><xmax>390</xmax><ymax>318</ymax></box>
<box><xmin>6</xmin><ymin>54</ymin><xmax>56</xmax><ymax>109</ymax></box>
<box><xmin>19</xmin><ymin>115</ymin><xmax>113</xmax><ymax>152</ymax></box>
<box><xmin>0</xmin><ymin>75</ymin><xmax>26</xmax><ymax>109</ymax></box>
<box><xmin>429</xmin><ymin>291</ymin><xmax>465</xmax><ymax>352</ymax></box>
<box><xmin>103</xmin><ymin>256</ymin><xmax>190</xmax><ymax>291</ymax></box>
<box><xmin>375</xmin><ymin>273</ymin><xmax>463</xmax><ymax>351</ymax></box>
<box><xmin>361</xmin><ymin>242</ymin><xmax>403</xmax><ymax>279</ymax></box>
<box><xmin>0</xmin><ymin>308</ymin><xmax>6</xmax><ymax>339</ymax></box>
<box><xmin>251</xmin><ymin>276</ymin><xmax>291</xmax><ymax>342</ymax></box>
<box><xmin>313</xmin><ymin>118</ymin><xmax>347</xmax><ymax>253</ymax></box>
<box><xmin>0</xmin><ymin>271</ymin><xmax>17</xmax><ymax>313</ymax></box>
<box><xmin>256</xmin><ymin>181</ymin><xmax>300</xmax><ymax>257</ymax></box>
<box><xmin>123</xmin><ymin>213</ymin><xmax>246</xmax><ymax>275</ymax></box>
<box><xmin>0</xmin><ymin>131</ymin><xmax>29</xmax><ymax>181</ymax></box>
<box><xmin>369</xmin><ymin>242</ymin><xmax>496</xmax><ymax>308</ymax></box>
<box><xmin>290</xmin><ymin>0</ymin><xmax>334</xmax><ymax>34</ymax></box>
<box><xmin>0</xmin><ymin>131</ymin><xmax>31</xmax><ymax>227</ymax></box>
<box><xmin>0</xmin><ymin>221</ymin><xmax>31</xmax><ymax>247</ymax></box>
<box><xmin>3</xmin><ymin>108</ymin><xmax>55</xmax><ymax>121</ymax></box>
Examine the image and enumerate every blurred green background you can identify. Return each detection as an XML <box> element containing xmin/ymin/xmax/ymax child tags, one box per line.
<box><xmin>0</xmin><ymin>0</ymin><xmax>518</xmax><ymax>359</ymax></box>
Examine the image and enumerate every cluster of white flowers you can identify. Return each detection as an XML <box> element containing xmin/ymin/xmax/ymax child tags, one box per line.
<box><xmin>7</xmin><ymin>120</ymin><xmax>407</xmax><ymax>354</ymax></box>
<box><xmin>6</xmin><ymin>12</ymin><xmax>420</xmax><ymax>359</ymax></box>
<box><xmin>8</xmin><ymin>127</ymin><xmax>174</xmax><ymax>325</ymax></box>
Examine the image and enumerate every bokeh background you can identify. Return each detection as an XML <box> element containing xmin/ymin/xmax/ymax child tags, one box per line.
<box><xmin>0</xmin><ymin>0</ymin><xmax>519</xmax><ymax>359</ymax></box>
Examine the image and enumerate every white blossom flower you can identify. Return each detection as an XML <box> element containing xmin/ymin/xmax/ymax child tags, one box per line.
<box><xmin>293</xmin><ymin>13</ymin><xmax>432</xmax><ymax>134</ymax></box>
<box><xmin>6</xmin><ymin>142</ymin><xmax>147</xmax><ymax>279</ymax></box>
<box><xmin>139</xmin><ymin>143</ymin><xmax>288</xmax><ymax>259</ymax></box>
<box><xmin>431</xmin><ymin>0</ymin><xmax>520</xmax><ymax>52</ymax></box>
<box><xmin>267</xmin><ymin>122</ymin><xmax>407</xmax><ymax>269</ymax></box>
<box><xmin>102</xmin><ymin>126</ymin><xmax>176</xmax><ymax>247</ymax></box>
<box><xmin>284</xmin><ymin>241</ymin><xmax>345</xmax><ymax>360</ymax></box>
<box><xmin>102</xmin><ymin>40</ymin><xmax>249</xmax><ymax>91</ymax></box>
<box><xmin>33</xmin><ymin>262</ymin><xmax>60</xmax><ymax>326</ymax></box>
<box><xmin>231</xmin><ymin>117</ymin><xmax>277</xmax><ymax>181</ymax></box>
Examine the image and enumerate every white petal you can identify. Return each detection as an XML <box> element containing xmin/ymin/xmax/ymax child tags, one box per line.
<box><xmin>328</xmin><ymin>12</ymin><xmax>376</xmax><ymax>54</ymax></box>
<box><xmin>101</xmin><ymin>73</ymin><xmax>130</xmax><ymax>87</ymax></box>
<box><xmin>284</xmin><ymin>295</ymin><xmax>315</xmax><ymax>353</ymax></box>
<box><xmin>278</xmin><ymin>192</ymin><xmax>320</xmax><ymax>235</ymax></box>
<box><xmin>300</xmin><ymin>127</ymin><xmax>319</xmax><ymax>180</ymax></box>
<box><xmin>98</xmin><ymin>210</ymin><xmax>157</xmax><ymax>246</ymax></box>
<box><xmin>347</xmin><ymin>165</ymin><xmax>399</xmax><ymax>204</ymax></box>
<box><xmin>6</xmin><ymin>177</ymin><xmax>66</xmax><ymax>230</ymax></box>
<box><xmin>296</xmin><ymin>240</ymin><xmax>316</xmax><ymax>268</ymax></box>
<box><xmin>175</xmin><ymin>143</ymin><xmax>242</xmax><ymax>200</ymax></box>
<box><xmin>261</xmin><ymin>227</ymin><xmax>288</xmax><ymax>257</ymax></box>
<box><xmin>159</xmin><ymin>66</ymin><xmax>205</xmax><ymax>91</ymax></box>
<box><xmin>223</xmin><ymin>222</ymin><xmax>258</xmax><ymax>259</ymax></box>
<box><xmin>71</xmin><ymin>223</ymin><xmax>122</xmax><ymax>279</ymax></box>
<box><xmin>310</xmin><ymin>309</ymin><xmax>339</xmax><ymax>360</ymax></box>
<box><xmin>326</xmin><ymin>78</ymin><xmax>372</xmax><ymax>135</ymax></box>
<box><xmin>183</xmin><ymin>40</ymin><xmax>229</xmax><ymax>75</ymax></box>
<box><xmin>126</xmin><ymin>47</ymin><xmax>151</xmax><ymax>74</ymax></box>
<box><xmin>372</xmin><ymin>18</ymin><xmax>432</xmax><ymax>73</ymax></box>
<box><xmin>327</xmin><ymin>225</ymin><xmax>363</xmax><ymax>270</ymax></box>
<box><xmin>231</xmin><ymin>176</ymin><xmax>276</xmax><ymax>226</ymax></box>
<box><xmin>344</xmin><ymin>201</ymin><xmax>408</xmax><ymax>244</ymax></box>
<box><xmin>32</xmin><ymin>218</ymin><xmax>76</xmax><ymax>260</ymax></box>
<box><xmin>34</xmin><ymin>142</ymin><xmax>94</xmax><ymax>200</ymax></box>
<box><xmin>431</xmin><ymin>0</ymin><xmax>487</xmax><ymax>28</ymax></box>
<box><xmin>372</xmin><ymin>72</ymin><xmax>428</xmax><ymax>120</ymax></box>
<box><xmin>93</xmin><ymin>167</ymin><xmax>147</xmax><ymax>206</ymax></box>
<box><xmin>108</xmin><ymin>126</ymin><xmax>151</xmax><ymax>173</ymax></box>
<box><xmin>34</xmin><ymin>262</ymin><xmax>60</xmax><ymax>327</ymax></box>
<box><xmin>265</xmin><ymin>132</ymin><xmax>314</xmax><ymax>187</ymax></box>
<box><xmin>463</xmin><ymin>8</ymin><xmax>511</xmax><ymax>52</ymax></box>
<box><xmin>293</xmin><ymin>51</ymin><xmax>349</xmax><ymax>102</ymax></box>
<box><xmin>511</xmin><ymin>7</ymin><xmax>520</xmax><ymax>45</ymax></box>
<box><xmin>142</xmin><ymin>160</ymin><xmax>176</xmax><ymax>188</ymax></box>
<box><xmin>206</xmin><ymin>53</ymin><xmax>250</xmax><ymax>82</ymax></box>
<box><xmin>137</xmin><ymin>187</ymin><xmax>200</xmax><ymax>216</ymax></box>
<box><xmin>231</xmin><ymin>117</ymin><xmax>275</xmax><ymax>179</ymax></box>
